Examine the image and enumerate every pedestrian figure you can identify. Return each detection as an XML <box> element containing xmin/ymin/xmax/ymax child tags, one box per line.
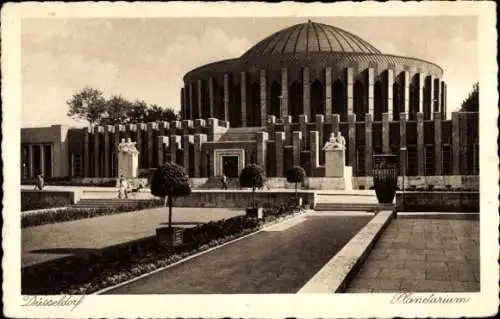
<box><xmin>118</xmin><ymin>175</ymin><xmax>128</xmax><ymax>199</ymax></box>
<box><xmin>35</xmin><ymin>174</ymin><xmax>44</xmax><ymax>191</ymax></box>
<box><xmin>221</xmin><ymin>174</ymin><xmax>228</xmax><ymax>190</ymax></box>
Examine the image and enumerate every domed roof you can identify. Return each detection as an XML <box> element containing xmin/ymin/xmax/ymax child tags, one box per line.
<box><xmin>242</xmin><ymin>20</ymin><xmax>381</xmax><ymax>58</ymax></box>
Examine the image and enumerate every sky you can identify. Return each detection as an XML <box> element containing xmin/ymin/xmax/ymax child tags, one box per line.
<box><xmin>21</xmin><ymin>16</ymin><xmax>478</xmax><ymax>128</ymax></box>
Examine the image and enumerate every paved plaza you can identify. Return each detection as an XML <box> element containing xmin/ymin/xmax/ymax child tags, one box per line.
<box><xmin>346</xmin><ymin>218</ymin><xmax>480</xmax><ymax>292</ymax></box>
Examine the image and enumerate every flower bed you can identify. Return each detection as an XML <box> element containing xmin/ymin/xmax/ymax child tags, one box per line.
<box><xmin>22</xmin><ymin>200</ymin><xmax>164</xmax><ymax>228</ymax></box>
<box><xmin>21</xmin><ymin>204</ymin><xmax>305</xmax><ymax>295</ymax></box>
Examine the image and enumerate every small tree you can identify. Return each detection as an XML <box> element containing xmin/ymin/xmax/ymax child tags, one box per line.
<box><xmin>66</xmin><ymin>87</ymin><xmax>107</xmax><ymax>128</ymax></box>
<box><xmin>460</xmin><ymin>82</ymin><xmax>479</xmax><ymax>112</ymax></box>
<box><xmin>239</xmin><ymin>164</ymin><xmax>266</xmax><ymax>208</ymax></box>
<box><xmin>150</xmin><ymin>163</ymin><xmax>191</xmax><ymax>229</ymax></box>
<box><xmin>286</xmin><ymin>166</ymin><xmax>306</xmax><ymax>198</ymax></box>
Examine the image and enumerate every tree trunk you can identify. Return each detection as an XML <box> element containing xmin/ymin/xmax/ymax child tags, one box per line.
<box><xmin>167</xmin><ymin>195</ymin><xmax>173</xmax><ymax>229</ymax></box>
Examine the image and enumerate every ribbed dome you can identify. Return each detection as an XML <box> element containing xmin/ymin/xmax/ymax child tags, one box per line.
<box><xmin>242</xmin><ymin>20</ymin><xmax>381</xmax><ymax>58</ymax></box>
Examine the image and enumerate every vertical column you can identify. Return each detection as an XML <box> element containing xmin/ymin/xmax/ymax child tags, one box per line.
<box><xmin>325</xmin><ymin>67</ymin><xmax>332</xmax><ymax>117</ymax></box>
<box><xmin>260</xmin><ymin>69</ymin><xmax>267</xmax><ymax>126</ymax></box>
<box><xmin>459</xmin><ymin>113</ymin><xmax>469</xmax><ymax>174</ymax></box>
<box><xmin>433</xmin><ymin>78</ymin><xmax>441</xmax><ymax>115</ymax></box>
<box><xmin>310</xmin><ymin>131</ymin><xmax>319</xmax><ymax>169</ymax></box>
<box><xmin>282</xmin><ymin>116</ymin><xmax>292</xmax><ymax>145</ymax></box>
<box><xmin>275</xmin><ymin>131</ymin><xmax>285</xmax><ymax>177</ymax></box>
<box><xmin>28</xmin><ymin>144</ymin><xmax>34</xmax><ymax>178</ymax></box>
<box><xmin>104</xmin><ymin>126</ymin><xmax>111</xmax><ymax>177</ymax></box>
<box><xmin>348</xmin><ymin>113</ymin><xmax>356</xmax><ymax>167</ymax></box>
<box><xmin>367</xmin><ymin>68</ymin><xmax>375</xmax><ymax>116</ymax></box>
<box><xmin>93</xmin><ymin>126</ymin><xmax>100</xmax><ymax>177</ymax></box>
<box><xmin>180</xmin><ymin>88</ymin><xmax>186</xmax><ymax>119</ymax></box>
<box><xmin>416</xmin><ymin>112</ymin><xmax>425</xmax><ymax>176</ymax></box>
<box><xmin>223</xmin><ymin>73</ymin><xmax>230</xmax><ymax>122</ymax></box>
<box><xmin>169</xmin><ymin>135</ymin><xmax>180</xmax><ymax>164</ymax></box>
<box><xmin>83</xmin><ymin>128</ymin><xmax>90</xmax><ymax>177</ymax></box>
<box><xmin>40</xmin><ymin>144</ymin><xmax>45</xmax><ymax>177</ymax></box>
<box><xmin>332</xmin><ymin>113</ymin><xmax>340</xmax><ymax>134</ymax></box>
<box><xmin>292</xmin><ymin>131</ymin><xmax>302</xmax><ymax>167</ymax></box>
<box><xmin>385</xmin><ymin>69</ymin><xmax>394</xmax><ymax>118</ymax></box>
<box><xmin>403</xmin><ymin>71</ymin><xmax>410</xmax><ymax>114</ymax></box>
<box><xmin>451</xmin><ymin>112</ymin><xmax>460</xmax><ymax>175</ymax></box>
<box><xmin>434</xmin><ymin>112</ymin><xmax>443</xmax><ymax>175</ymax></box>
<box><xmin>417</xmin><ymin>73</ymin><xmax>425</xmax><ymax>114</ymax></box>
<box><xmin>365</xmin><ymin>113</ymin><xmax>373</xmax><ymax>176</ymax></box>
<box><xmin>440</xmin><ymin>81</ymin><xmax>446</xmax><ymax>119</ymax></box>
<box><xmin>281</xmin><ymin>68</ymin><xmax>288</xmax><ymax>117</ymax></box>
<box><xmin>113</xmin><ymin>125</ymin><xmax>121</xmax><ymax>177</ymax></box>
<box><xmin>197</xmin><ymin>79</ymin><xmax>203</xmax><ymax>119</ymax></box>
<box><xmin>315</xmin><ymin>115</ymin><xmax>324</xmax><ymax>163</ymax></box>
<box><xmin>136</xmin><ymin>124</ymin><xmax>143</xmax><ymax>168</ymax></box>
<box><xmin>188</xmin><ymin>82</ymin><xmax>194</xmax><ymax>120</ymax></box>
<box><xmin>257</xmin><ymin>132</ymin><xmax>269</xmax><ymax>174</ymax></box>
<box><xmin>382</xmin><ymin>112</ymin><xmax>390</xmax><ymax>153</ymax></box>
<box><xmin>346</xmin><ymin>67</ymin><xmax>354</xmax><ymax>115</ymax></box>
<box><xmin>194</xmin><ymin>133</ymin><xmax>207</xmax><ymax>177</ymax></box>
<box><xmin>182</xmin><ymin>135</ymin><xmax>193</xmax><ymax>175</ymax></box>
<box><xmin>157</xmin><ymin>136</ymin><xmax>165</xmax><ymax>167</ymax></box>
<box><xmin>400</xmin><ymin>112</ymin><xmax>408</xmax><ymax>180</ymax></box>
<box><xmin>303</xmin><ymin>67</ymin><xmax>311</xmax><ymax>119</ymax></box>
<box><xmin>442</xmin><ymin>83</ymin><xmax>447</xmax><ymax>120</ymax></box>
<box><xmin>147</xmin><ymin>123</ymin><xmax>156</xmax><ymax>168</ymax></box>
<box><xmin>208</xmin><ymin>77</ymin><xmax>215</xmax><ymax>118</ymax></box>
<box><xmin>241</xmin><ymin>71</ymin><xmax>247</xmax><ymax>127</ymax></box>
<box><xmin>428</xmin><ymin>75</ymin><xmax>435</xmax><ymax>120</ymax></box>
<box><xmin>299</xmin><ymin>115</ymin><xmax>308</xmax><ymax>149</ymax></box>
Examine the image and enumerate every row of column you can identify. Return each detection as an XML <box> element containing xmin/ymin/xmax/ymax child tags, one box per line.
<box><xmin>267</xmin><ymin>111</ymin><xmax>465</xmax><ymax>177</ymax></box>
<box><xmin>24</xmin><ymin>144</ymin><xmax>49</xmax><ymax>178</ymax></box>
<box><xmin>182</xmin><ymin>68</ymin><xmax>447</xmax><ymax>125</ymax></box>
<box><xmin>82</xmin><ymin>118</ymin><xmax>229</xmax><ymax>177</ymax></box>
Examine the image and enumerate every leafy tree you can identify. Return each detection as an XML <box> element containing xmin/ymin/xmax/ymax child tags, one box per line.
<box><xmin>127</xmin><ymin>100</ymin><xmax>149</xmax><ymax>124</ymax></box>
<box><xmin>150</xmin><ymin>163</ymin><xmax>191</xmax><ymax>229</ymax></box>
<box><xmin>66</xmin><ymin>87</ymin><xmax>106</xmax><ymax>127</ymax></box>
<box><xmin>460</xmin><ymin>82</ymin><xmax>479</xmax><ymax>112</ymax></box>
<box><xmin>146</xmin><ymin>104</ymin><xmax>179</xmax><ymax>122</ymax></box>
<box><xmin>239</xmin><ymin>164</ymin><xmax>266</xmax><ymax>208</ymax></box>
<box><xmin>101</xmin><ymin>95</ymin><xmax>133</xmax><ymax>125</ymax></box>
<box><xmin>285</xmin><ymin>166</ymin><xmax>306</xmax><ymax>198</ymax></box>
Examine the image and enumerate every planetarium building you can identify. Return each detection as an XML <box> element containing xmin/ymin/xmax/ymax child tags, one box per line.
<box><xmin>21</xmin><ymin>21</ymin><xmax>479</xmax><ymax>188</ymax></box>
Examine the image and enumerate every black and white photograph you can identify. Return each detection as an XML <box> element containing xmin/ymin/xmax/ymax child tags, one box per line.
<box><xmin>2</xmin><ymin>1</ymin><xmax>498</xmax><ymax>318</ymax></box>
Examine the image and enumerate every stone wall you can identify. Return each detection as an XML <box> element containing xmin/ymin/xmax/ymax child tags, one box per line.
<box><xmin>353</xmin><ymin>175</ymin><xmax>479</xmax><ymax>190</ymax></box>
<box><xmin>173</xmin><ymin>190</ymin><xmax>317</xmax><ymax>209</ymax></box>
<box><xmin>395</xmin><ymin>191</ymin><xmax>479</xmax><ymax>212</ymax></box>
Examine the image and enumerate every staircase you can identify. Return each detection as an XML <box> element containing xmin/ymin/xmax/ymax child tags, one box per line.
<box><xmin>197</xmin><ymin>177</ymin><xmax>242</xmax><ymax>189</ymax></box>
<box><xmin>314</xmin><ymin>193</ymin><xmax>394</xmax><ymax>212</ymax></box>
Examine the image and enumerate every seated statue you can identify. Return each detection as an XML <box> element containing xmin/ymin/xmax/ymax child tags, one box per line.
<box><xmin>323</xmin><ymin>132</ymin><xmax>345</xmax><ymax>150</ymax></box>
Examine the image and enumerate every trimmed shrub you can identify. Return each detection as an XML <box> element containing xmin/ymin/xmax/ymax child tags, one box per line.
<box><xmin>285</xmin><ymin>166</ymin><xmax>306</xmax><ymax>198</ymax></box>
<box><xmin>239</xmin><ymin>164</ymin><xmax>266</xmax><ymax>208</ymax></box>
<box><xmin>150</xmin><ymin>163</ymin><xmax>191</xmax><ymax>229</ymax></box>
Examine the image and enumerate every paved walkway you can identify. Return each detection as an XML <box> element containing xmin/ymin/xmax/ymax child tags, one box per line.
<box><xmin>22</xmin><ymin>207</ymin><xmax>243</xmax><ymax>268</ymax></box>
<box><xmin>346</xmin><ymin>218</ymin><xmax>480</xmax><ymax>292</ymax></box>
<box><xmin>104</xmin><ymin>213</ymin><xmax>371</xmax><ymax>294</ymax></box>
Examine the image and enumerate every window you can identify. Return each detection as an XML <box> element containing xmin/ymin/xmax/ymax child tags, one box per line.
<box><xmin>355</xmin><ymin>147</ymin><xmax>365</xmax><ymax>176</ymax></box>
<box><xmin>442</xmin><ymin>145</ymin><xmax>452</xmax><ymax>175</ymax></box>
<box><xmin>407</xmin><ymin>145</ymin><xmax>418</xmax><ymax>176</ymax></box>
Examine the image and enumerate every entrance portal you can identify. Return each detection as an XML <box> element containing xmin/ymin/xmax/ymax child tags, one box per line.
<box><xmin>222</xmin><ymin>155</ymin><xmax>239</xmax><ymax>178</ymax></box>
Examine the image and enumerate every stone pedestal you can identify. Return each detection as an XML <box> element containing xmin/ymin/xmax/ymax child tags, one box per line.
<box><xmin>325</xmin><ymin>148</ymin><xmax>345</xmax><ymax>177</ymax></box>
<box><xmin>118</xmin><ymin>138</ymin><xmax>139</xmax><ymax>178</ymax></box>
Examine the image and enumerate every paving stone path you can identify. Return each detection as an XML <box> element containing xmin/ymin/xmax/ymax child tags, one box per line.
<box><xmin>346</xmin><ymin>218</ymin><xmax>480</xmax><ymax>292</ymax></box>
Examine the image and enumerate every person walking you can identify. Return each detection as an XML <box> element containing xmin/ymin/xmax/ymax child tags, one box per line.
<box><xmin>35</xmin><ymin>174</ymin><xmax>44</xmax><ymax>191</ymax></box>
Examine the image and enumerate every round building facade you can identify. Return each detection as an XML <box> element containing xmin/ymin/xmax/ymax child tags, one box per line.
<box><xmin>181</xmin><ymin>20</ymin><xmax>447</xmax><ymax>126</ymax></box>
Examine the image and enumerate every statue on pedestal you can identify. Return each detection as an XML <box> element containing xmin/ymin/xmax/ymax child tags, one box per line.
<box><xmin>117</xmin><ymin>138</ymin><xmax>139</xmax><ymax>179</ymax></box>
<box><xmin>323</xmin><ymin>132</ymin><xmax>345</xmax><ymax>151</ymax></box>
<box><xmin>118</xmin><ymin>138</ymin><xmax>139</xmax><ymax>155</ymax></box>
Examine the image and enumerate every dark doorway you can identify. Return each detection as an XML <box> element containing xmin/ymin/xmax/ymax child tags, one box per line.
<box><xmin>222</xmin><ymin>156</ymin><xmax>239</xmax><ymax>178</ymax></box>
